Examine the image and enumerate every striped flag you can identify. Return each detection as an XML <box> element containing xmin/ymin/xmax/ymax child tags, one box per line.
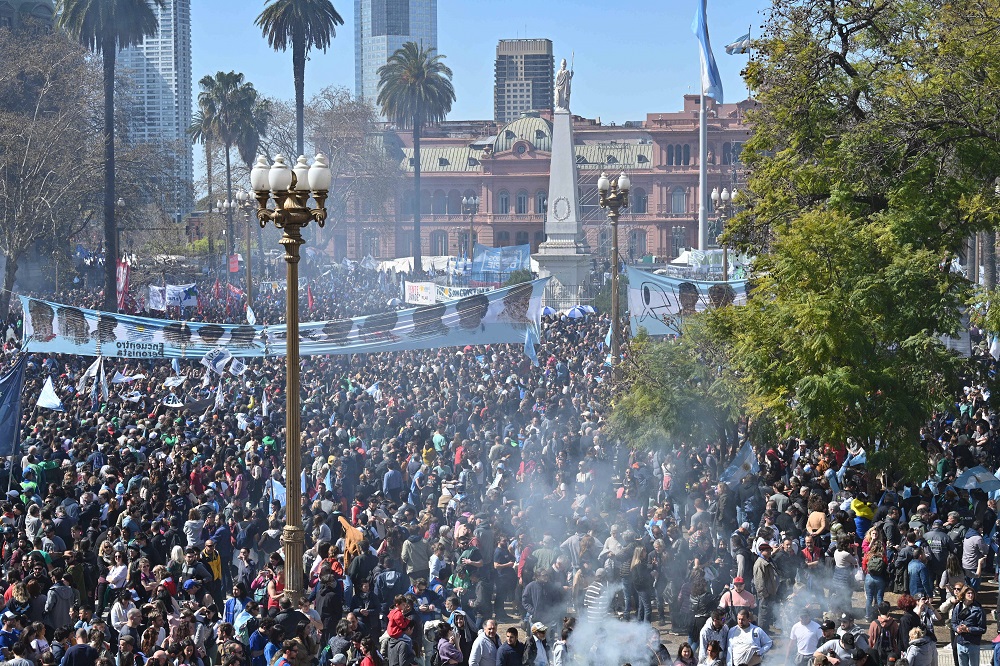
<box><xmin>725</xmin><ymin>32</ymin><xmax>751</xmax><ymax>55</ymax></box>
<box><xmin>691</xmin><ymin>0</ymin><xmax>724</xmax><ymax>103</ymax></box>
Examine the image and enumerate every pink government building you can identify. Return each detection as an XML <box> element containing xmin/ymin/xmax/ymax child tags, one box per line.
<box><xmin>332</xmin><ymin>94</ymin><xmax>754</xmax><ymax>263</ymax></box>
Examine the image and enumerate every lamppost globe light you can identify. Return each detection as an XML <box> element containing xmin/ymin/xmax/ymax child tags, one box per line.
<box><xmin>250</xmin><ymin>155</ymin><xmax>270</xmax><ymax>193</ymax></box>
<box><xmin>236</xmin><ymin>190</ymin><xmax>246</xmax><ymax>203</ymax></box>
<box><xmin>116</xmin><ymin>198</ymin><xmax>125</xmax><ymax>207</ymax></box>
<box><xmin>721</xmin><ymin>187</ymin><xmax>730</xmax><ymax>202</ymax></box>
<box><xmin>711</xmin><ymin>187</ymin><xmax>720</xmax><ymax>203</ymax></box>
<box><xmin>462</xmin><ymin>196</ymin><xmax>469</xmax><ymax>206</ymax></box>
<box><xmin>597</xmin><ymin>172</ymin><xmax>610</xmax><ymax>194</ymax></box>
<box><xmin>308</xmin><ymin>153</ymin><xmax>332</xmax><ymax>192</ymax></box>
<box><xmin>291</xmin><ymin>155</ymin><xmax>310</xmax><ymax>192</ymax></box>
<box><xmin>269</xmin><ymin>154</ymin><xmax>293</xmax><ymax>191</ymax></box>
<box><xmin>618</xmin><ymin>172</ymin><xmax>630</xmax><ymax>192</ymax></box>
<box><xmin>472</xmin><ymin>195</ymin><xmax>479</xmax><ymax>206</ymax></box>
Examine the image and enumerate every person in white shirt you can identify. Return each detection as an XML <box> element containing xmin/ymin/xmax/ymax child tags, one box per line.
<box><xmin>726</xmin><ymin>609</ymin><xmax>772</xmax><ymax>666</ymax></box>
<box><xmin>786</xmin><ymin>609</ymin><xmax>822</xmax><ymax>666</ymax></box>
<box><xmin>699</xmin><ymin>610</ymin><xmax>730</xmax><ymax>662</ymax></box>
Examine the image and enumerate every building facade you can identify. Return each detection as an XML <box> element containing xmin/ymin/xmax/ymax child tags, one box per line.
<box><xmin>355</xmin><ymin>0</ymin><xmax>438</xmax><ymax>110</ymax></box>
<box><xmin>494</xmin><ymin>39</ymin><xmax>553</xmax><ymax>125</ymax></box>
<box><xmin>0</xmin><ymin>0</ymin><xmax>53</xmax><ymax>30</ymax></box>
<box><xmin>334</xmin><ymin>95</ymin><xmax>753</xmax><ymax>263</ymax></box>
<box><xmin>118</xmin><ymin>0</ymin><xmax>193</xmax><ymax>220</ymax></box>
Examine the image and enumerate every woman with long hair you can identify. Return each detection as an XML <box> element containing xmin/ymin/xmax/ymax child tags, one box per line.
<box><xmin>359</xmin><ymin>636</ymin><xmax>384</xmax><ymax>666</ymax></box>
<box><xmin>862</xmin><ymin>538</ymin><xmax>889</xmax><ymax>621</ymax></box>
<box><xmin>950</xmin><ymin>585</ymin><xmax>986</xmax><ymax>666</ymax></box>
<box><xmin>673</xmin><ymin>642</ymin><xmax>697</xmax><ymax>666</ymax></box>
<box><xmin>831</xmin><ymin>538</ymin><xmax>858</xmax><ymax>614</ymax></box>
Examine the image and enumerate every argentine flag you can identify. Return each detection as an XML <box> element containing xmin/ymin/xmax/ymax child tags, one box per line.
<box><xmin>692</xmin><ymin>0</ymin><xmax>724</xmax><ymax>103</ymax></box>
<box><xmin>719</xmin><ymin>442</ymin><xmax>759</xmax><ymax>488</ymax></box>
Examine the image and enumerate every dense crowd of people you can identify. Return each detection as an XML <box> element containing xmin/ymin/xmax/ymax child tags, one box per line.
<box><xmin>0</xmin><ymin>266</ymin><xmax>999</xmax><ymax>666</ymax></box>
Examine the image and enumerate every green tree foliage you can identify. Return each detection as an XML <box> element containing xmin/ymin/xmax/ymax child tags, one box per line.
<box><xmin>256</xmin><ymin>0</ymin><xmax>344</xmax><ymax>157</ymax></box>
<box><xmin>502</xmin><ymin>269</ymin><xmax>533</xmax><ymax>287</ymax></box>
<box><xmin>57</xmin><ymin>0</ymin><xmax>164</xmax><ymax>311</ymax></box>
<box><xmin>710</xmin><ymin>0</ymin><xmax>1000</xmax><ymax>476</ymax></box>
<box><xmin>377</xmin><ymin>42</ymin><xmax>456</xmax><ymax>272</ymax></box>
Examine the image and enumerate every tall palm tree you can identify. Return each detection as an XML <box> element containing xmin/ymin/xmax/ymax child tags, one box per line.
<box><xmin>57</xmin><ymin>0</ymin><xmax>164</xmax><ymax>311</ymax></box>
<box><xmin>196</xmin><ymin>71</ymin><xmax>267</xmax><ymax>256</ymax></box>
<box><xmin>188</xmin><ymin>103</ymin><xmax>216</xmax><ymax>213</ymax></box>
<box><xmin>256</xmin><ymin>0</ymin><xmax>343</xmax><ymax>157</ymax></box>
<box><xmin>235</xmin><ymin>94</ymin><xmax>273</xmax><ymax>280</ymax></box>
<box><xmin>377</xmin><ymin>42</ymin><xmax>455</xmax><ymax>271</ymax></box>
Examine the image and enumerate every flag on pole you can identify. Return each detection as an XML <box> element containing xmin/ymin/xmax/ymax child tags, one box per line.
<box><xmin>692</xmin><ymin>0</ymin><xmax>724</xmax><ymax>103</ymax></box>
<box><xmin>116</xmin><ymin>258</ymin><xmax>130</xmax><ymax>311</ymax></box>
<box><xmin>171</xmin><ymin>358</ymin><xmax>181</xmax><ymax>375</ymax></box>
<box><xmin>0</xmin><ymin>355</ymin><xmax>27</xmax><ymax>457</ymax></box>
<box><xmin>76</xmin><ymin>358</ymin><xmax>101</xmax><ymax>393</ymax></box>
<box><xmin>36</xmin><ymin>377</ymin><xmax>64</xmax><ymax>411</ymax></box>
<box><xmin>246</xmin><ymin>306</ymin><xmax>257</xmax><ymax>326</ymax></box>
<box><xmin>212</xmin><ymin>278</ymin><xmax>221</xmax><ymax>300</ymax></box>
<box><xmin>261</xmin><ymin>390</ymin><xmax>269</xmax><ymax>417</ymax></box>
<box><xmin>307</xmin><ymin>285</ymin><xmax>314</xmax><ymax>311</ymax></box>
<box><xmin>214</xmin><ymin>381</ymin><xmax>226</xmax><ymax>411</ymax></box>
<box><xmin>719</xmin><ymin>442</ymin><xmax>760</xmax><ymax>487</ymax></box>
<box><xmin>724</xmin><ymin>31</ymin><xmax>751</xmax><ymax>55</ymax></box>
<box><xmin>99</xmin><ymin>359</ymin><xmax>108</xmax><ymax>401</ymax></box>
<box><xmin>229</xmin><ymin>358</ymin><xmax>247</xmax><ymax>377</ymax></box>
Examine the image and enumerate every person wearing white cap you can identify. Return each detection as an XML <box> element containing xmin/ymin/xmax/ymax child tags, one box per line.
<box><xmin>525</xmin><ymin>623</ymin><xmax>549</xmax><ymax>666</ymax></box>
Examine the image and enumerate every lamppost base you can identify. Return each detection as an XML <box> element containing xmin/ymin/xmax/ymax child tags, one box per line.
<box><xmin>281</xmin><ymin>524</ymin><xmax>305</xmax><ymax>603</ymax></box>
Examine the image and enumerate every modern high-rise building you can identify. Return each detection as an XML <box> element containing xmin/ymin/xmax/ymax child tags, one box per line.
<box><xmin>118</xmin><ymin>0</ymin><xmax>193</xmax><ymax>219</ymax></box>
<box><xmin>355</xmin><ymin>0</ymin><xmax>438</xmax><ymax>111</ymax></box>
<box><xmin>494</xmin><ymin>39</ymin><xmax>553</xmax><ymax>125</ymax></box>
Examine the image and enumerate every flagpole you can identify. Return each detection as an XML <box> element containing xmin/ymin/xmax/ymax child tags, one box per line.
<box><xmin>698</xmin><ymin>89</ymin><xmax>709</xmax><ymax>251</ymax></box>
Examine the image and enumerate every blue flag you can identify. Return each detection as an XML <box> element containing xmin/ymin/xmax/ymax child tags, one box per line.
<box><xmin>692</xmin><ymin>0</ymin><xmax>724</xmax><ymax>103</ymax></box>
<box><xmin>724</xmin><ymin>32</ymin><xmax>751</xmax><ymax>55</ymax></box>
<box><xmin>0</xmin><ymin>356</ymin><xmax>27</xmax><ymax>457</ymax></box>
<box><xmin>719</xmin><ymin>442</ymin><xmax>759</xmax><ymax>487</ymax></box>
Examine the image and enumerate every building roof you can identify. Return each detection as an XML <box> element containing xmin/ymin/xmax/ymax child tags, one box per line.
<box><xmin>574</xmin><ymin>141</ymin><xmax>655</xmax><ymax>171</ymax></box>
<box><xmin>493</xmin><ymin>114</ymin><xmax>553</xmax><ymax>153</ymax></box>
<box><xmin>400</xmin><ymin>146</ymin><xmax>489</xmax><ymax>173</ymax></box>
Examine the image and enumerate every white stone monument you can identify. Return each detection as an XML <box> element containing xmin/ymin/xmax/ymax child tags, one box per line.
<box><xmin>534</xmin><ymin>58</ymin><xmax>592</xmax><ymax>309</ymax></box>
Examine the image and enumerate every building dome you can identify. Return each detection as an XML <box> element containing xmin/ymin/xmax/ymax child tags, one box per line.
<box><xmin>0</xmin><ymin>0</ymin><xmax>55</xmax><ymax>30</ymax></box>
<box><xmin>493</xmin><ymin>112</ymin><xmax>553</xmax><ymax>153</ymax></box>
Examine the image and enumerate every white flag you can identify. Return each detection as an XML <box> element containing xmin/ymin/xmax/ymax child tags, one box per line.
<box><xmin>148</xmin><ymin>286</ymin><xmax>166</xmax><ymax>311</ymax></box>
<box><xmin>246</xmin><ymin>306</ymin><xmax>257</xmax><ymax>326</ymax></box>
<box><xmin>76</xmin><ymin>358</ymin><xmax>101</xmax><ymax>393</ymax></box>
<box><xmin>214</xmin><ymin>381</ymin><xmax>226</xmax><ymax>411</ymax></box>
<box><xmin>200</xmin><ymin>347</ymin><xmax>232</xmax><ymax>375</ymax></box>
<box><xmin>99</xmin><ymin>359</ymin><xmax>108</xmax><ymax>401</ymax></box>
<box><xmin>201</xmin><ymin>372</ymin><xmax>211</xmax><ymax>388</ymax></box>
<box><xmin>991</xmin><ymin>336</ymin><xmax>1000</xmax><ymax>361</ymax></box>
<box><xmin>161</xmin><ymin>394</ymin><xmax>183</xmax><ymax>407</ymax></box>
<box><xmin>261</xmin><ymin>390</ymin><xmax>269</xmax><ymax>417</ymax></box>
<box><xmin>36</xmin><ymin>377</ymin><xmax>64</xmax><ymax>411</ymax></box>
<box><xmin>229</xmin><ymin>358</ymin><xmax>247</xmax><ymax>377</ymax></box>
<box><xmin>164</xmin><ymin>376</ymin><xmax>186</xmax><ymax>388</ymax></box>
<box><xmin>236</xmin><ymin>413</ymin><xmax>249</xmax><ymax>431</ymax></box>
<box><xmin>112</xmin><ymin>372</ymin><xmax>146</xmax><ymax>384</ymax></box>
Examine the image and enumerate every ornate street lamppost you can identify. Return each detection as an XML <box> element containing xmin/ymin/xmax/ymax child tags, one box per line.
<box><xmin>249</xmin><ymin>153</ymin><xmax>331</xmax><ymax>603</ymax></box>
<box><xmin>462</xmin><ymin>195</ymin><xmax>479</xmax><ymax>260</ymax></box>
<box><xmin>235</xmin><ymin>189</ymin><xmax>256</xmax><ymax>306</ymax></box>
<box><xmin>711</xmin><ymin>186</ymin><xmax>736</xmax><ymax>281</ymax></box>
<box><xmin>597</xmin><ymin>171</ymin><xmax>630</xmax><ymax>365</ymax></box>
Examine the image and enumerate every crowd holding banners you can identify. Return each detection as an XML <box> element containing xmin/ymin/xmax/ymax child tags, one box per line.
<box><xmin>0</xmin><ymin>262</ymin><xmax>999</xmax><ymax>666</ymax></box>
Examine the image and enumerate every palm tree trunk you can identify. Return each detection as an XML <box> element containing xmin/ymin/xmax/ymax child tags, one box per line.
<box><xmin>985</xmin><ymin>231</ymin><xmax>996</xmax><ymax>290</ymax></box>
<box><xmin>102</xmin><ymin>41</ymin><xmax>118</xmax><ymax>312</ymax></box>
<box><xmin>0</xmin><ymin>254</ymin><xmax>17</xmax><ymax>320</ymax></box>
<box><xmin>293</xmin><ymin>36</ymin><xmax>305</xmax><ymax>157</ymax></box>
<box><xmin>412</xmin><ymin>119</ymin><xmax>422</xmax><ymax>274</ymax></box>
<box><xmin>206</xmin><ymin>142</ymin><xmax>214</xmax><ymax>212</ymax></box>
<box><xmin>225</xmin><ymin>144</ymin><xmax>234</xmax><ymax>258</ymax></box>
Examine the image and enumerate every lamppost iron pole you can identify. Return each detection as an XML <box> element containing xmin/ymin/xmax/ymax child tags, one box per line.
<box><xmin>598</xmin><ymin>172</ymin><xmax>630</xmax><ymax>366</ymax></box>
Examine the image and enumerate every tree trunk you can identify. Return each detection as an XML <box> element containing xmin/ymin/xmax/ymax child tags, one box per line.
<box><xmin>0</xmin><ymin>254</ymin><xmax>17</xmax><ymax>321</ymax></box>
<box><xmin>984</xmin><ymin>231</ymin><xmax>996</xmax><ymax>290</ymax></box>
<box><xmin>412</xmin><ymin>118</ymin><xmax>422</xmax><ymax>274</ymax></box>
<box><xmin>101</xmin><ymin>42</ymin><xmax>118</xmax><ymax>312</ymax></box>
<box><xmin>206</xmin><ymin>142</ymin><xmax>214</xmax><ymax>212</ymax></box>
<box><xmin>225</xmin><ymin>144</ymin><xmax>234</xmax><ymax>257</ymax></box>
<box><xmin>293</xmin><ymin>35</ymin><xmax>306</xmax><ymax>157</ymax></box>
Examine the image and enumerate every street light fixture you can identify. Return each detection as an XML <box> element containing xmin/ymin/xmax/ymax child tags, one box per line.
<box><xmin>249</xmin><ymin>152</ymin><xmax>331</xmax><ymax>604</ymax></box>
<box><xmin>598</xmin><ymin>171</ymin><xmax>630</xmax><ymax>365</ymax></box>
<box><xmin>461</xmin><ymin>195</ymin><xmax>479</xmax><ymax>260</ymax></box>
<box><xmin>711</xmin><ymin>186</ymin><xmax>737</xmax><ymax>281</ymax></box>
<box><xmin>235</xmin><ymin>189</ymin><xmax>256</xmax><ymax>306</ymax></box>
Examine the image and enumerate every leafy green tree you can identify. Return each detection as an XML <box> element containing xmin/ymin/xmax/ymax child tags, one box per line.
<box><xmin>713</xmin><ymin>0</ymin><xmax>1000</xmax><ymax>479</ymax></box>
<box><xmin>377</xmin><ymin>42</ymin><xmax>455</xmax><ymax>271</ymax></box>
<box><xmin>57</xmin><ymin>0</ymin><xmax>164</xmax><ymax>311</ymax></box>
<box><xmin>256</xmin><ymin>0</ymin><xmax>344</xmax><ymax>157</ymax></box>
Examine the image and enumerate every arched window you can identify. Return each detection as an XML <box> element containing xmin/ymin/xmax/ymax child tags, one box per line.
<box><xmin>515</xmin><ymin>190</ymin><xmax>529</xmax><ymax>215</ymax></box>
<box><xmin>430</xmin><ymin>230</ymin><xmax>448</xmax><ymax>256</ymax></box>
<box><xmin>674</xmin><ymin>145</ymin><xmax>683</xmax><ymax>165</ymax></box>
<box><xmin>420</xmin><ymin>190</ymin><xmax>431</xmax><ymax>214</ymax></box>
<box><xmin>731</xmin><ymin>141</ymin><xmax>743</xmax><ymax>163</ymax></box>
<box><xmin>598</xmin><ymin>229</ymin><xmax>611</xmax><ymax>256</ymax></box>
<box><xmin>682</xmin><ymin>144</ymin><xmax>691</xmax><ymax>165</ymax></box>
<box><xmin>536</xmin><ymin>191</ymin><xmax>547</xmax><ymax>214</ymax></box>
<box><xmin>362</xmin><ymin>231</ymin><xmax>380</xmax><ymax>258</ymax></box>
<box><xmin>401</xmin><ymin>191</ymin><xmax>414</xmax><ymax>216</ymax></box>
<box><xmin>515</xmin><ymin>231</ymin><xmax>529</xmax><ymax>246</ymax></box>
<box><xmin>671</xmin><ymin>188</ymin><xmax>687</xmax><ymax>214</ymax></box>
<box><xmin>447</xmin><ymin>190</ymin><xmax>462</xmax><ymax>215</ymax></box>
<box><xmin>722</xmin><ymin>143</ymin><xmax>732</xmax><ymax>165</ymax></box>
<box><xmin>458</xmin><ymin>231</ymin><xmax>479</xmax><ymax>252</ymax></box>
<box><xmin>495</xmin><ymin>231</ymin><xmax>511</xmax><ymax>246</ymax></box>
<box><xmin>631</xmin><ymin>188</ymin><xmax>648</xmax><ymax>214</ymax></box>
<box><xmin>432</xmin><ymin>190</ymin><xmax>447</xmax><ymax>215</ymax></box>
<box><xmin>667</xmin><ymin>145</ymin><xmax>674</xmax><ymax>166</ymax></box>
<box><xmin>497</xmin><ymin>190</ymin><xmax>510</xmax><ymax>214</ymax></box>
<box><xmin>628</xmin><ymin>230</ymin><xmax>647</xmax><ymax>260</ymax></box>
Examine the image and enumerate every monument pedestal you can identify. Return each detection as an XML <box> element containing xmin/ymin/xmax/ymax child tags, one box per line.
<box><xmin>534</xmin><ymin>108</ymin><xmax>592</xmax><ymax>309</ymax></box>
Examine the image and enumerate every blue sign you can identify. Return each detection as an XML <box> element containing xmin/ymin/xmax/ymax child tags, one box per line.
<box><xmin>471</xmin><ymin>243</ymin><xmax>531</xmax><ymax>275</ymax></box>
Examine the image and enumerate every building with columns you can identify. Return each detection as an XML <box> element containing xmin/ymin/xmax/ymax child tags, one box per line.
<box><xmin>332</xmin><ymin>94</ymin><xmax>753</xmax><ymax>262</ymax></box>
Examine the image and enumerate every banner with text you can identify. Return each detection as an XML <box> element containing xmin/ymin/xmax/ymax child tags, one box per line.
<box><xmin>19</xmin><ymin>278</ymin><xmax>548</xmax><ymax>359</ymax></box>
<box><xmin>403</xmin><ymin>281</ymin><xmax>436</xmax><ymax>305</ymax></box>
<box><xmin>625</xmin><ymin>266</ymin><xmax>748</xmax><ymax>336</ymax></box>
<box><xmin>471</xmin><ymin>243</ymin><xmax>531</xmax><ymax>275</ymax></box>
<box><xmin>148</xmin><ymin>284</ymin><xmax>200</xmax><ymax>310</ymax></box>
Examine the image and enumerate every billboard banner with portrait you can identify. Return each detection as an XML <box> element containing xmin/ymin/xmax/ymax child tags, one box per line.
<box><xmin>625</xmin><ymin>266</ymin><xmax>748</xmax><ymax>336</ymax></box>
<box><xmin>19</xmin><ymin>277</ymin><xmax>549</xmax><ymax>360</ymax></box>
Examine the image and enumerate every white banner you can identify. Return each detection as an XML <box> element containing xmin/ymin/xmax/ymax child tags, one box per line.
<box><xmin>149</xmin><ymin>284</ymin><xmax>199</xmax><ymax>310</ymax></box>
<box><xmin>201</xmin><ymin>347</ymin><xmax>232</xmax><ymax>375</ymax></box>
<box><xmin>404</xmin><ymin>281</ymin><xmax>437</xmax><ymax>305</ymax></box>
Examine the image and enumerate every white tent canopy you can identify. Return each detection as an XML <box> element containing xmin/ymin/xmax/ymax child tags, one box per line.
<box><xmin>377</xmin><ymin>255</ymin><xmax>540</xmax><ymax>273</ymax></box>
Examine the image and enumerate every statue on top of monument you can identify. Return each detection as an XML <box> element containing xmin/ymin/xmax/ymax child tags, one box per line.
<box><xmin>555</xmin><ymin>58</ymin><xmax>573</xmax><ymax>111</ymax></box>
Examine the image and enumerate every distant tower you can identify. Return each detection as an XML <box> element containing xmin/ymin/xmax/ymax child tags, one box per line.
<box><xmin>118</xmin><ymin>0</ymin><xmax>194</xmax><ymax>219</ymax></box>
<box><xmin>0</xmin><ymin>0</ymin><xmax>54</xmax><ymax>30</ymax></box>
<box><xmin>494</xmin><ymin>39</ymin><xmax>554</xmax><ymax>124</ymax></box>
<box><xmin>355</xmin><ymin>0</ymin><xmax>438</xmax><ymax>113</ymax></box>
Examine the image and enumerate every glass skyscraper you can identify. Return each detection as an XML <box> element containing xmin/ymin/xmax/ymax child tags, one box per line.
<box><xmin>355</xmin><ymin>0</ymin><xmax>438</xmax><ymax>113</ymax></box>
<box><xmin>118</xmin><ymin>0</ymin><xmax>193</xmax><ymax>219</ymax></box>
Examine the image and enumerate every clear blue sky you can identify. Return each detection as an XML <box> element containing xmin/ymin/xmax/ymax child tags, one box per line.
<box><xmin>191</xmin><ymin>0</ymin><xmax>770</xmax><ymax>124</ymax></box>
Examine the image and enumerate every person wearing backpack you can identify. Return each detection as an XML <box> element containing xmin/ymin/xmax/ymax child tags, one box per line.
<box><xmin>867</xmin><ymin>602</ymin><xmax>899</xmax><ymax>666</ymax></box>
<box><xmin>862</xmin><ymin>539</ymin><xmax>890</xmax><ymax>622</ymax></box>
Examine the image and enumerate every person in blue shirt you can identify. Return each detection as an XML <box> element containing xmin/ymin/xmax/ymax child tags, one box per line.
<box><xmin>0</xmin><ymin>612</ymin><xmax>21</xmax><ymax>658</ymax></box>
<box><xmin>248</xmin><ymin>618</ymin><xmax>272</xmax><ymax>666</ymax></box>
<box><xmin>224</xmin><ymin>583</ymin><xmax>250</xmax><ymax>625</ymax></box>
<box><xmin>907</xmin><ymin>549</ymin><xmax>934</xmax><ymax>599</ymax></box>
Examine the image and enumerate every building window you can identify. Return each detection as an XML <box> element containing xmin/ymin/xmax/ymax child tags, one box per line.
<box><xmin>361</xmin><ymin>231</ymin><xmax>380</xmax><ymax>258</ymax></box>
<box><xmin>458</xmin><ymin>231</ymin><xmax>479</xmax><ymax>252</ymax></box>
<box><xmin>515</xmin><ymin>190</ymin><xmax>529</xmax><ymax>215</ymax></box>
<box><xmin>598</xmin><ymin>229</ymin><xmax>611</xmax><ymax>257</ymax></box>
<box><xmin>673</xmin><ymin>145</ymin><xmax>682</xmax><ymax>165</ymax></box>
<box><xmin>722</xmin><ymin>143</ymin><xmax>732</xmax><ymax>165</ymax></box>
<box><xmin>667</xmin><ymin>145</ymin><xmax>674</xmax><ymax>165</ymax></box>
<box><xmin>515</xmin><ymin>231</ymin><xmax>529</xmax><ymax>245</ymax></box>
<box><xmin>430</xmin><ymin>230</ymin><xmax>448</xmax><ymax>256</ymax></box>
<box><xmin>496</xmin><ymin>231</ymin><xmax>511</xmax><ymax>245</ymax></box>
<box><xmin>628</xmin><ymin>230</ymin><xmax>647</xmax><ymax>261</ymax></box>
<box><xmin>671</xmin><ymin>188</ymin><xmax>687</xmax><ymax>214</ymax></box>
<box><xmin>534</xmin><ymin>230</ymin><xmax>546</xmax><ymax>245</ymax></box>
<box><xmin>683</xmin><ymin>144</ymin><xmax>691</xmax><ymax>165</ymax></box>
<box><xmin>536</xmin><ymin>191</ymin><xmax>547</xmax><ymax>214</ymax></box>
<box><xmin>432</xmin><ymin>190</ymin><xmax>447</xmax><ymax>215</ymax></box>
<box><xmin>497</xmin><ymin>190</ymin><xmax>510</xmax><ymax>214</ymax></box>
<box><xmin>631</xmin><ymin>188</ymin><xmax>647</xmax><ymax>214</ymax></box>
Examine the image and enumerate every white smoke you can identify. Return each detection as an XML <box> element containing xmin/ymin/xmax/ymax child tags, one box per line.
<box><xmin>566</xmin><ymin>583</ymin><xmax>661</xmax><ymax>666</ymax></box>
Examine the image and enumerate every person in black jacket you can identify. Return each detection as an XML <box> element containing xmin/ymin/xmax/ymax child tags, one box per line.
<box><xmin>495</xmin><ymin>628</ymin><xmax>524</xmax><ymax>666</ymax></box>
<box><xmin>315</xmin><ymin>573</ymin><xmax>344</xmax><ymax>644</ymax></box>
<box><xmin>388</xmin><ymin>622</ymin><xmax>417</xmax><ymax>666</ymax></box>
